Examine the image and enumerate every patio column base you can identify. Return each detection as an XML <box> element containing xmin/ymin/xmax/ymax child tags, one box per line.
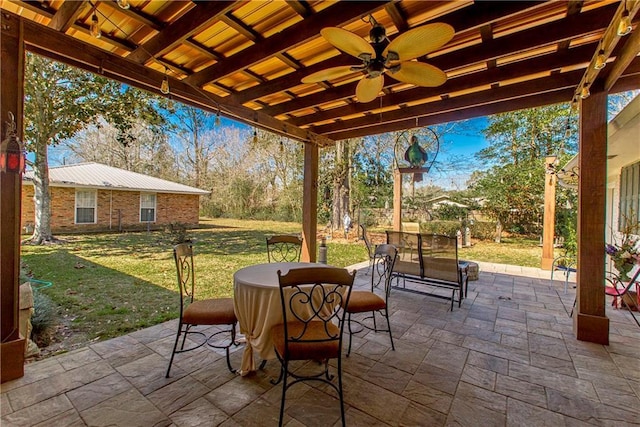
<box><xmin>574</xmin><ymin>312</ymin><xmax>609</xmax><ymax>345</ymax></box>
<box><xmin>1</xmin><ymin>337</ymin><xmax>25</xmax><ymax>383</ymax></box>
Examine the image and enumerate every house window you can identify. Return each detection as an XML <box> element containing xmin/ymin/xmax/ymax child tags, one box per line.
<box><xmin>75</xmin><ymin>190</ymin><xmax>96</xmax><ymax>224</ymax></box>
<box><xmin>140</xmin><ymin>193</ymin><xmax>156</xmax><ymax>222</ymax></box>
<box><xmin>619</xmin><ymin>161</ymin><xmax>639</xmax><ymax>233</ymax></box>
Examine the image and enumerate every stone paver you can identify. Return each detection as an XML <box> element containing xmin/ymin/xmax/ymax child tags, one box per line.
<box><xmin>2</xmin><ymin>262</ymin><xmax>639</xmax><ymax>426</ymax></box>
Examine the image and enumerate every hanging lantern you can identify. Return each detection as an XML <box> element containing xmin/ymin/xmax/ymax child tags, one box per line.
<box><xmin>0</xmin><ymin>113</ymin><xmax>25</xmax><ymax>174</ymax></box>
<box><xmin>395</xmin><ymin>128</ymin><xmax>440</xmax><ymax>183</ymax></box>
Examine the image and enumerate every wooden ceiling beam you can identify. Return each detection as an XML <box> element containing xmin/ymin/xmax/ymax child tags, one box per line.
<box><xmin>184</xmin><ymin>39</ymin><xmax>224</xmax><ymax>62</ymax></box>
<box><xmin>11</xmin><ymin>11</ymin><xmax>332</xmax><ymax>146</ymax></box>
<box><xmin>328</xmin><ymin>71</ymin><xmax>640</xmax><ymax>140</ymax></box>
<box><xmin>220</xmin><ymin>13</ymin><xmax>261</xmax><ymax>41</ymax></box>
<box><xmin>558</xmin><ymin>1</ymin><xmax>584</xmax><ymax>51</ymax></box>
<box><xmin>265</xmin><ymin>0</ymin><xmax>613</xmax><ymax>119</ymax></box>
<box><xmin>49</xmin><ymin>0</ymin><xmax>86</xmax><ymax>32</ymax></box>
<box><xmin>263</xmin><ymin>4</ymin><xmax>616</xmax><ymax>117</ymax></box>
<box><xmin>126</xmin><ymin>1</ymin><xmax>238</xmax><ymax>64</ymax></box>
<box><xmin>184</xmin><ymin>1</ymin><xmax>390</xmax><ymax>87</ymax></box>
<box><xmin>312</xmin><ymin>69</ymin><xmax>586</xmax><ymax>135</ymax></box>
<box><xmin>286</xmin><ymin>0</ymin><xmax>314</xmax><ymax>18</ymax></box>
<box><xmin>102</xmin><ymin>0</ymin><xmax>165</xmax><ymax>31</ymax></box>
<box><xmin>289</xmin><ymin>42</ymin><xmax>600</xmax><ymax>127</ymax></box>
<box><xmin>12</xmin><ymin>1</ymin><xmax>54</xmax><ymax>18</ymax></box>
<box><xmin>573</xmin><ymin>0</ymin><xmax>640</xmax><ymax>102</ymax></box>
<box><xmin>229</xmin><ymin>55</ymin><xmax>353</xmax><ymax>104</ymax></box>
<box><xmin>434</xmin><ymin>1</ymin><xmax>545</xmax><ymax>33</ymax></box>
<box><xmin>604</xmin><ymin>25</ymin><xmax>640</xmax><ymax>92</ymax></box>
<box><xmin>327</xmin><ymin>88</ymin><xmax>577</xmax><ymax>140</ymax></box>
<box><xmin>229</xmin><ymin>0</ymin><xmax>546</xmax><ymax>106</ymax></box>
<box><xmin>385</xmin><ymin>2</ymin><xmax>409</xmax><ymax>33</ymax></box>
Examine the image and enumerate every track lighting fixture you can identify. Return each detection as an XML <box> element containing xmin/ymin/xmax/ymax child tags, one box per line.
<box><xmin>594</xmin><ymin>49</ymin><xmax>607</xmax><ymax>70</ymax></box>
<box><xmin>580</xmin><ymin>84</ymin><xmax>590</xmax><ymax>99</ymax></box>
<box><xmin>617</xmin><ymin>1</ymin><xmax>632</xmax><ymax>36</ymax></box>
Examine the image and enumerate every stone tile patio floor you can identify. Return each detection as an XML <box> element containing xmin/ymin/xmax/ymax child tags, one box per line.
<box><xmin>2</xmin><ymin>261</ymin><xmax>639</xmax><ymax>426</ymax></box>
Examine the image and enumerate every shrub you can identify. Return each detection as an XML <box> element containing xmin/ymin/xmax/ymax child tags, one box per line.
<box><xmin>30</xmin><ymin>291</ymin><xmax>58</xmax><ymax>347</ymax></box>
<box><xmin>471</xmin><ymin>221</ymin><xmax>497</xmax><ymax>240</ymax></box>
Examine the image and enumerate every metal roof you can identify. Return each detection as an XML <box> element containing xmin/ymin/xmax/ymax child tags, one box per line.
<box><xmin>23</xmin><ymin>162</ymin><xmax>210</xmax><ymax>195</ymax></box>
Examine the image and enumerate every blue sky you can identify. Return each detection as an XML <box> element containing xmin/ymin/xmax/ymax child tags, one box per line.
<box><xmin>45</xmin><ymin>112</ymin><xmax>490</xmax><ymax>190</ymax></box>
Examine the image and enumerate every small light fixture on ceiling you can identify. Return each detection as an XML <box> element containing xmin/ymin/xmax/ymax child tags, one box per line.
<box><xmin>90</xmin><ymin>9</ymin><xmax>101</xmax><ymax>39</ymax></box>
<box><xmin>617</xmin><ymin>1</ymin><xmax>632</xmax><ymax>36</ymax></box>
<box><xmin>160</xmin><ymin>67</ymin><xmax>170</xmax><ymax>95</ymax></box>
<box><xmin>594</xmin><ymin>48</ymin><xmax>607</xmax><ymax>70</ymax></box>
<box><xmin>117</xmin><ymin>0</ymin><xmax>131</xmax><ymax>10</ymax></box>
<box><xmin>580</xmin><ymin>83</ymin><xmax>590</xmax><ymax>99</ymax></box>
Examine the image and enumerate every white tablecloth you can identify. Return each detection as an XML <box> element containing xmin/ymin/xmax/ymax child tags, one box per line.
<box><xmin>233</xmin><ymin>262</ymin><xmax>323</xmax><ymax>375</ymax></box>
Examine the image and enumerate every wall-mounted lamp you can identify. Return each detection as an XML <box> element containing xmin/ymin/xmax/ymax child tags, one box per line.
<box><xmin>252</xmin><ymin>129</ymin><xmax>258</xmax><ymax>144</ymax></box>
<box><xmin>0</xmin><ymin>113</ymin><xmax>26</xmax><ymax>174</ymax></box>
<box><xmin>618</xmin><ymin>1</ymin><xmax>632</xmax><ymax>36</ymax></box>
<box><xmin>160</xmin><ymin>67</ymin><xmax>169</xmax><ymax>95</ymax></box>
<box><xmin>215</xmin><ymin>109</ymin><xmax>221</xmax><ymax>126</ymax></box>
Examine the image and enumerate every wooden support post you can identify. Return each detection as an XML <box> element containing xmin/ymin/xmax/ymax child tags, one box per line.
<box><xmin>301</xmin><ymin>142</ymin><xmax>318</xmax><ymax>262</ymax></box>
<box><xmin>1</xmin><ymin>14</ymin><xmax>26</xmax><ymax>383</ymax></box>
<box><xmin>574</xmin><ymin>87</ymin><xmax>609</xmax><ymax>345</ymax></box>
<box><xmin>393</xmin><ymin>169</ymin><xmax>402</xmax><ymax>231</ymax></box>
<box><xmin>541</xmin><ymin>156</ymin><xmax>557</xmax><ymax>270</ymax></box>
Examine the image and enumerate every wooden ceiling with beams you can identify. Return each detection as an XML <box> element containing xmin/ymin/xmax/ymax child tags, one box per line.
<box><xmin>2</xmin><ymin>0</ymin><xmax>639</xmax><ymax>146</ymax></box>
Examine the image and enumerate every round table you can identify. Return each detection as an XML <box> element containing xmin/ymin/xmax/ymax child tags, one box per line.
<box><xmin>233</xmin><ymin>262</ymin><xmax>322</xmax><ymax>375</ymax></box>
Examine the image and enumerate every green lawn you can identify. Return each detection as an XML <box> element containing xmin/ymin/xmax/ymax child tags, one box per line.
<box><xmin>20</xmin><ymin>218</ymin><xmax>547</xmax><ymax>356</ymax></box>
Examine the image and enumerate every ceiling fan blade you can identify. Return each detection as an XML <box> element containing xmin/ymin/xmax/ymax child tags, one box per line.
<box><xmin>390</xmin><ymin>61</ymin><xmax>447</xmax><ymax>87</ymax></box>
<box><xmin>301</xmin><ymin>66</ymin><xmax>357</xmax><ymax>83</ymax></box>
<box><xmin>321</xmin><ymin>27</ymin><xmax>375</xmax><ymax>59</ymax></box>
<box><xmin>383</xmin><ymin>23</ymin><xmax>454</xmax><ymax>61</ymax></box>
<box><xmin>356</xmin><ymin>75</ymin><xmax>384</xmax><ymax>103</ymax></box>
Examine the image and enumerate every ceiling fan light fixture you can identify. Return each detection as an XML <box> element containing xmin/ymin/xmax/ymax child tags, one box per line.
<box><xmin>308</xmin><ymin>21</ymin><xmax>454</xmax><ymax>103</ymax></box>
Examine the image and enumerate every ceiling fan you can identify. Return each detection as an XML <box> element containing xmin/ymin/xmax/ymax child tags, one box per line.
<box><xmin>301</xmin><ymin>17</ymin><xmax>454</xmax><ymax>103</ymax></box>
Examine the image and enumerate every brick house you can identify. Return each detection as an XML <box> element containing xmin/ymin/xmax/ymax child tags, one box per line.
<box><xmin>21</xmin><ymin>162</ymin><xmax>209</xmax><ymax>234</ymax></box>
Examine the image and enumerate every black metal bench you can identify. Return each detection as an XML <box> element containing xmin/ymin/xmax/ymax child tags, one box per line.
<box><xmin>386</xmin><ymin>231</ymin><xmax>468</xmax><ymax>310</ymax></box>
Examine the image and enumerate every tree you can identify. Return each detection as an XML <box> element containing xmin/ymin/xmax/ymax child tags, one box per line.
<box><xmin>468</xmin><ymin>104</ymin><xmax>578</xmax><ymax>239</ymax></box>
<box><xmin>62</xmin><ymin>118</ymin><xmax>175</xmax><ymax>179</ymax></box>
<box><xmin>24</xmin><ymin>54</ymin><xmax>109</xmax><ymax>243</ymax></box>
<box><xmin>477</xmin><ymin>104</ymin><xmax>577</xmax><ymax>166</ymax></box>
<box><xmin>24</xmin><ymin>54</ymin><xmax>166</xmax><ymax>243</ymax></box>
<box><xmin>165</xmin><ymin>103</ymin><xmax>218</xmax><ymax>189</ymax></box>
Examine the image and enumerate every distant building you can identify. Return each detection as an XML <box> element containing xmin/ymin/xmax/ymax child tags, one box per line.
<box><xmin>21</xmin><ymin>162</ymin><xmax>209</xmax><ymax>234</ymax></box>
